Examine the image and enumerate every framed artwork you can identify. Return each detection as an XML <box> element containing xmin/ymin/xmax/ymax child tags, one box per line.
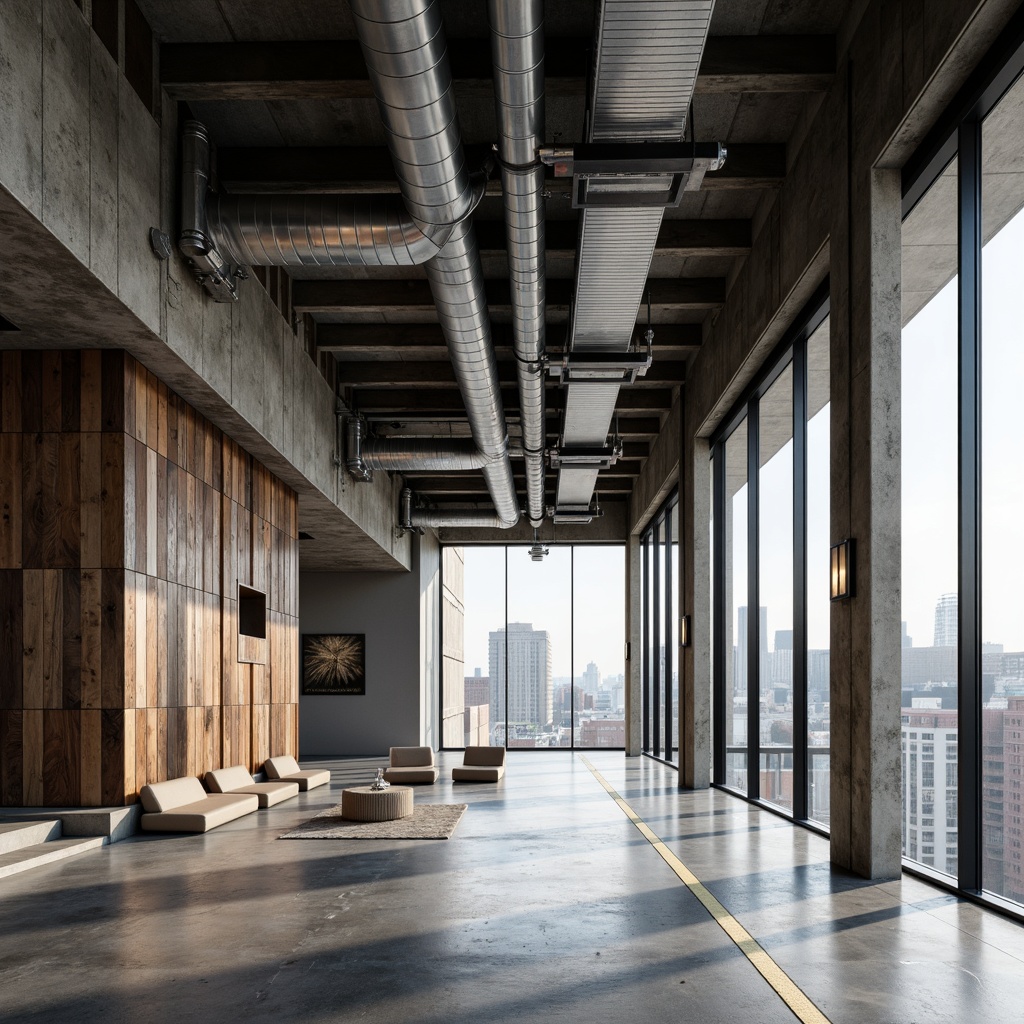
<box><xmin>302</xmin><ymin>634</ymin><xmax>366</xmax><ymax>695</ymax></box>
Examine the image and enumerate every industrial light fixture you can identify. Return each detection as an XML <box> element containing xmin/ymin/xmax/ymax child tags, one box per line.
<box><xmin>528</xmin><ymin>529</ymin><xmax>549</xmax><ymax>563</ymax></box>
<box><xmin>830</xmin><ymin>539</ymin><xmax>855</xmax><ymax>601</ymax></box>
<box><xmin>680</xmin><ymin>615</ymin><xmax>691</xmax><ymax>647</ymax></box>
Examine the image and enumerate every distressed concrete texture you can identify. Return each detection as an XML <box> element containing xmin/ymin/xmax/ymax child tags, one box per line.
<box><xmin>0</xmin><ymin>0</ymin><xmax>409</xmax><ymax>571</ymax></box>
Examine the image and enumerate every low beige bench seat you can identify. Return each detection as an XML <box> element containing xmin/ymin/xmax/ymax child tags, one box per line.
<box><xmin>383</xmin><ymin>746</ymin><xmax>439</xmax><ymax>784</ymax></box>
<box><xmin>452</xmin><ymin>746</ymin><xmax>506</xmax><ymax>782</ymax></box>
<box><xmin>263</xmin><ymin>755</ymin><xmax>331</xmax><ymax>791</ymax></box>
<box><xmin>139</xmin><ymin>776</ymin><xmax>258</xmax><ymax>833</ymax></box>
<box><xmin>206</xmin><ymin>765</ymin><xmax>299</xmax><ymax>808</ymax></box>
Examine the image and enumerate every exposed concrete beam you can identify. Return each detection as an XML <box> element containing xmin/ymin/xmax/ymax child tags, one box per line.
<box><xmin>315</xmin><ymin>322</ymin><xmax>703</xmax><ymax>359</ymax></box>
<box><xmin>293</xmin><ymin>279</ymin><xmax>725</xmax><ymax>316</ymax></box>
<box><xmin>351</xmin><ymin>388</ymin><xmax>675</xmax><ymax>414</ymax></box>
<box><xmin>216</xmin><ymin>144</ymin><xmax>785</xmax><ymax>194</ymax></box>
<box><xmin>161</xmin><ymin>36</ymin><xmax>834</xmax><ymax>101</ymax></box>
<box><xmin>336</xmin><ymin>360</ymin><xmax>687</xmax><ymax>388</ymax></box>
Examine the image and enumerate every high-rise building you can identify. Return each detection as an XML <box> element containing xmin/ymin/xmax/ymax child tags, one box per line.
<box><xmin>736</xmin><ymin>606</ymin><xmax>770</xmax><ymax>696</ymax></box>
<box><xmin>934</xmin><ymin>593</ymin><xmax>958</xmax><ymax>647</ymax></box>
<box><xmin>489</xmin><ymin>623</ymin><xmax>552</xmax><ymax>732</ymax></box>
<box><xmin>901</xmin><ymin>705</ymin><xmax>959</xmax><ymax>874</ymax></box>
<box><xmin>582</xmin><ymin>661</ymin><xmax>601</xmax><ymax>694</ymax></box>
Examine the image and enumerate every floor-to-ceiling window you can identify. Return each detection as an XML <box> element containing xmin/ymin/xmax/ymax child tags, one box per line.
<box><xmin>900</xmin><ymin>24</ymin><xmax>1024</xmax><ymax>914</ymax></box>
<box><xmin>711</xmin><ymin>291</ymin><xmax>830</xmax><ymax>824</ymax></box>
<box><xmin>641</xmin><ymin>492</ymin><xmax>678</xmax><ymax>763</ymax></box>
<box><xmin>444</xmin><ymin>545</ymin><xmax>625</xmax><ymax>750</ymax></box>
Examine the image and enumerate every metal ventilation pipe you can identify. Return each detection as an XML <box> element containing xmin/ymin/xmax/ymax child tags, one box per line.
<box><xmin>348</xmin><ymin>417</ymin><xmax>488</xmax><ymax>475</ymax></box>
<box><xmin>488</xmin><ymin>0</ymin><xmax>547</xmax><ymax>528</ymax></box>
<box><xmin>350</xmin><ymin>0</ymin><xmax>520</xmax><ymax>528</ymax></box>
<box><xmin>206</xmin><ymin>187</ymin><xmax>486</xmax><ymax>269</ymax></box>
<box><xmin>401</xmin><ymin>488</ymin><xmax>511</xmax><ymax>530</ymax></box>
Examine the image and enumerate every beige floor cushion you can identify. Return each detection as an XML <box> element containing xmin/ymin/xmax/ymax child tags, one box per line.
<box><xmin>139</xmin><ymin>777</ymin><xmax>258</xmax><ymax>833</ymax></box>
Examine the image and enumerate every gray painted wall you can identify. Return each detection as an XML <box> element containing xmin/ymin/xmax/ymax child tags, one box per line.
<box><xmin>299</xmin><ymin>533</ymin><xmax>440</xmax><ymax>755</ymax></box>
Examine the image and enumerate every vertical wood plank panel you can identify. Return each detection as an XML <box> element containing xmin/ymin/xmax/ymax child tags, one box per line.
<box><xmin>60</xmin><ymin>352</ymin><xmax>81</xmax><ymax>433</ymax></box>
<box><xmin>100</xmin><ymin>433</ymin><xmax>125</xmax><ymax>568</ymax></box>
<box><xmin>43</xmin><ymin>709</ymin><xmax>79</xmax><ymax>805</ymax></box>
<box><xmin>1</xmin><ymin>353</ymin><xmax>23</xmax><ymax>433</ymax></box>
<box><xmin>123</xmin><ymin>706</ymin><xmax>136</xmax><ymax>801</ymax></box>
<box><xmin>20</xmin><ymin>352</ymin><xmax>42</xmax><ymax>434</ymax></box>
<box><xmin>146</xmin><ymin>575</ymin><xmax>157</xmax><ymax>709</ymax></box>
<box><xmin>100</xmin><ymin>569</ymin><xmax>125</xmax><ymax>709</ymax></box>
<box><xmin>80</xmin><ymin>351</ymin><xmax>102</xmax><ymax>433</ymax></box>
<box><xmin>0</xmin><ymin>570</ymin><xmax>23</xmax><ymax>710</ymax></box>
<box><xmin>79</xmin><ymin>432</ymin><xmax>102</xmax><ymax>568</ymax></box>
<box><xmin>81</xmin><ymin>708</ymin><xmax>102</xmax><ymax>805</ymax></box>
<box><xmin>101</xmin><ymin>708</ymin><xmax>124</xmax><ymax>805</ymax></box>
<box><xmin>0</xmin><ymin>710</ymin><xmax>24</xmax><ymax>806</ymax></box>
<box><xmin>157</xmin><ymin>578</ymin><xmax>168</xmax><ymax>709</ymax></box>
<box><xmin>146</xmin><ymin>447</ymin><xmax>157</xmax><ymax>577</ymax></box>
<box><xmin>0</xmin><ymin>435</ymin><xmax>21</xmax><ymax>569</ymax></box>
<box><xmin>100</xmin><ymin>351</ymin><xmax>125</xmax><ymax>433</ymax></box>
<box><xmin>61</xmin><ymin>568</ymin><xmax>82</xmax><ymax>710</ymax></box>
<box><xmin>22</xmin><ymin>709</ymin><xmax>43</xmax><ymax>805</ymax></box>
<box><xmin>40</xmin><ymin>352</ymin><xmax>62</xmax><ymax>433</ymax></box>
<box><xmin>123</xmin><ymin>570</ymin><xmax>137</xmax><ymax>709</ymax></box>
<box><xmin>80</xmin><ymin>570</ymin><xmax>101</xmax><ymax>709</ymax></box>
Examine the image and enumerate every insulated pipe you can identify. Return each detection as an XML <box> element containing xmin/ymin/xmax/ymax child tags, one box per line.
<box><xmin>489</xmin><ymin>0</ymin><xmax>547</xmax><ymax>527</ymax></box>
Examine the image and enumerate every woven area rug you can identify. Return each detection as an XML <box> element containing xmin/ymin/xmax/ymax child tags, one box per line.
<box><xmin>279</xmin><ymin>803</ymin><xmax>467</xmax><ymax>840</ymax></box>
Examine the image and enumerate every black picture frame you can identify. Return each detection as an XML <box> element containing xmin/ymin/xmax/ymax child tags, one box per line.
<box><xmin>301</xmin><ymin>634</ymin><xmax>366</xmax><ymax>695</ymax></box>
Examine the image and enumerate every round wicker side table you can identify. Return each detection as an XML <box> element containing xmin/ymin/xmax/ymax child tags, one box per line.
<box><xmin>340</xmin><ymin>785</ymin><xmax>414</xmax><ymax>822</ymax></box>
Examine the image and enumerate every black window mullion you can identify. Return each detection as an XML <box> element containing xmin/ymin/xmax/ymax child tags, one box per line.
<box><xmin>653</xmin><ymin>521</ymin><xmax>662</xmax><ymax>758</ymax></box>
<box><xmin>713</xmin><ymin>443</ymin><xmax>726</xmax><ymax>784</ymax></box>
<box><xmin>665</xmin><ymin>505</ymin><xmax>674</xmax><ymax>761</ymax></box>
<box><xmin>793</xmin><ymin>340</ymin><xmax>809</xmax><ymax>820</ymax></box>
<box><xmin>958</xmin><ymin>117</ymin><xmax>983</xmax><ymax>893</ymax></box>
<box><xmin>642</xmin><ymin>534</ymin><xmax>650</xmax><ymax>753</ymax></box>
<box><xmin>748</xmin><ymin>398</ymin><xmax>761</xmax><ymax>801</ymax></box>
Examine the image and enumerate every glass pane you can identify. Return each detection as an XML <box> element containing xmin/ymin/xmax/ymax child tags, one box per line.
<box><xmin>573</xmin><ymin>547</ymin><xmax>626</xmax><ymax>749</ymax></box>
<box><xmin>654</xmin><ymin>516</ymin><xmax>667</xmax><ymax>756</ymax></box>
<box><xmin>669</xmin><ymin>501</ymin><xmax>680</xmax><ymax>763</ymax></box>
<box><xmin>901</xmin><ymin>153</ymin><xmax>958</xmax><ymax>875</ymax></box>
<box><xmin>758</xmin><ymin>362</ymin><xmax>794</xmax><ymax>812</ymax></box>
<box><xmin>725</xmin><ymin>421</ymin><xmax>748</xmax><ymax>792</ymax></box>
<box><xmin>806</xmin><ymin>317</ymin><xmax>831</xmax><ymax>826</ymax></box>
<box><xmin>442</xmin><ymin>546</ymin><xmax>467</xmax><ymax>748</ymax></box>
<box><xmin>504</xmin><ymin>545</ymin><xmax>569</xmax><ymax>748</ymax></box>
<box><xmin>982</xmin><ymin>75</ymin><xmax>1024</xmax><ymax>904</ymax></box>
<box><xmin>463</xmin><ymin>547</ymin><xmax>507</xmax><ymax>747</ymax></box>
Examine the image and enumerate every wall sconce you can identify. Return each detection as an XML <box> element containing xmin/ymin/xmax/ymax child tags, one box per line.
<box><xmin>830</xmin><ymin>539</ymin><xmax>855</xmax><ymax>601</ymax></box>
<box><xmin>680</xmin><ymin>615</ymin><xmax>691</xmax><ymax>647</ymax></box>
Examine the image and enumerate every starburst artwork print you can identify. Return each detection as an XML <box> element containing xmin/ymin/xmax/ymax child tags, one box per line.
<box><xmin>302</xmin><ymin>634</ymin><xmax>366</xmax><ymax>695</ymax></box>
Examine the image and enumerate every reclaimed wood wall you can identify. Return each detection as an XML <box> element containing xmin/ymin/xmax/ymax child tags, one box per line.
<box><xmin>0</xmin><ymin>351</ymin><xmax>299</xmax><ymax>806</ymax></box>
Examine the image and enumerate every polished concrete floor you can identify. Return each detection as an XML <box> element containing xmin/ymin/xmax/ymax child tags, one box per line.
<box><xmin>0</xmin><ymin>752</ymin><xmax>1022</xmax><ymax>1023</ymax></box>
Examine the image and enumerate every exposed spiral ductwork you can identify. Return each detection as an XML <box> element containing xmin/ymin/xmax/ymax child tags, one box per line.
<box><xmin>489</xmin><ymin>0</ymin><xmax>547</xmax><ymax>528</ymax></box>
<box><xmin>180</xmin><ymin>0</ymin><xmax>534</xmax><ymax>530</ymax></box>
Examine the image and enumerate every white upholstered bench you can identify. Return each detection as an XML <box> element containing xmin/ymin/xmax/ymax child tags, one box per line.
<box><xmin>263</xmin><ymin>755</ymin><xmax>331</xmax><ymax>791</ymax></box>
<box><xmin>205</xmin><ymin>765</ymin><xmax>300</xmax><ymax>808</ymax></box>
<box><xmin>139</xmin><ymin>776</ymin><xmax>258</xmax><ymax>833</ymax></box>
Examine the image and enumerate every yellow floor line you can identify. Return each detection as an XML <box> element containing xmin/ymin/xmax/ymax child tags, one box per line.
<box><xmin>579</xmin><ymin>756</ymin><xmax>832</xmax><ymax>1024</ymax></box>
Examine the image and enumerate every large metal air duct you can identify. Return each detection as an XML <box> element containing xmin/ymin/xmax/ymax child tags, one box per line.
<box><xmin>488</xmin><ymin>0</ymin><xmax>547</xmax><ymax>528</ymax></box>
<box><xmin>554</xmin><ymin>0</ymin><xmax>718</xmax><ymax>516</ymax></box>
<box><xmin>350</xmin><ymin>0</ymin><xmax>519</xmax><ymax>527</ymax></box>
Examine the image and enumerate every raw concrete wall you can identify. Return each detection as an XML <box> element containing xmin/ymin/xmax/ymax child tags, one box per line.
<box><xmin>298</xmin><ymin>535</ymin><xmax>439</xmax><ymax>756</ymax></box>
<box><xmin>0</xmin><ymin>0</ymin><xmax>409</xmax><ymax>573</ymax></box>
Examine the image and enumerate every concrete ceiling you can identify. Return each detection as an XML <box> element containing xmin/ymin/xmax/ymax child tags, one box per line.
<box><xmin>141</xmin><ymin>0</ymin><xmax>848</xmax><ymax>555</ymax></box>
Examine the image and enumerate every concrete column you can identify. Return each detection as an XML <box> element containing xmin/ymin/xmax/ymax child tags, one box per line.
<box><xmin>625</xmin><ymin>533</ymin><xmax>642</xmax><ymax>755</ymax></box>
<box><xmin>829</xmin><ymin>53</ymin><xmax>903</xmax><ymax>876</ymax></box>
<box><xmin>681</xmin><ymin>415</ymin><xmax>712</xmax><ymax>788</ymax></box>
